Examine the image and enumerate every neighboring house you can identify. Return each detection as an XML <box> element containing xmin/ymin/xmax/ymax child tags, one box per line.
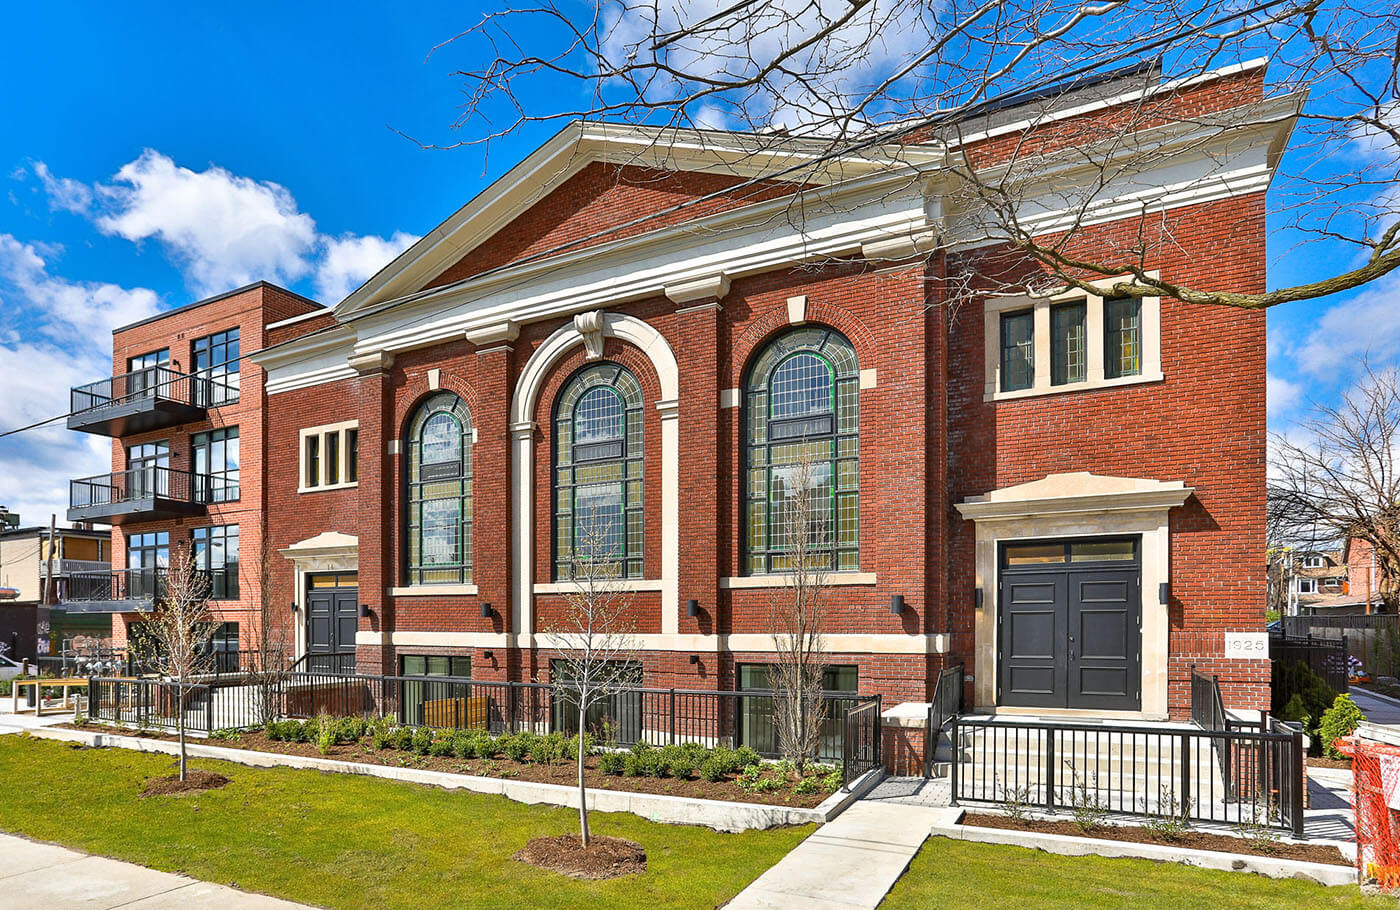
<box><xmin>1270</xmin><ymin>540</ymin><xmax>1384</xmax><ymax>616</ymax></box>
<box><xmin>0</xmin><ymin>523</ymin><xmax>113</xmax><ymax>659</ymax></box>
<box><xmin>65</xmin><ymin>59</ymin><xmax>1285</xmax><ymax>727</ymax></box>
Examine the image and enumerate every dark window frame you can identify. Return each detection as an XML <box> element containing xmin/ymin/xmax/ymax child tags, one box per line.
<box><xmin>999</xmin><ymin>309</ymin><xmax>1035</xmax><ymax>392</ymax></box>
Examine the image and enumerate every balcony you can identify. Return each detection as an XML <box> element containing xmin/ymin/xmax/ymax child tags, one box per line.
<box><xmin>67</xmin><ymin>466</ymin><xmax>231</xmax><ymax>525</ymax></box>
<box><xmin>61</xmin><ymin>567</ymin><xmax>236</xmax><ymax>613</ymax></box>
<box><xmin>68</xmin><ymin>366</ymin><xmax>238</xmax><ymax>436</ymax></box>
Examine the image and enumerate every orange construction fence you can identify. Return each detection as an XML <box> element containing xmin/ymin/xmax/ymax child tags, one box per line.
<box><xmin>1337</xmin><ymin>736</ymin><xmax>1400</xmax><ymax>891</ymax></box>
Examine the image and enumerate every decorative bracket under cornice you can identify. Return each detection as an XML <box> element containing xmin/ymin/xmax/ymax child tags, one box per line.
<box><xmin>574</xmin><ymin>310</ymin><xmax>606</xmax><ymax>360</ymax></box>
<box><xmin>465</xmin><ymin>320</ymin><xmax>520</xmax><ymax>347</ymax></box>
<box><xmin>347</xmin><ymin>351</ymin><xmax>394</xmax><ymax>373</ymax></box>
<box><xmin>664</xmin><ymin>273</ymin><xmax>731</xmax><ymax>305</ymax></box>
<box><xmin>860</xmin><ymin>230</ymin><xmax>939</xmax><ymax>264</ymax></box>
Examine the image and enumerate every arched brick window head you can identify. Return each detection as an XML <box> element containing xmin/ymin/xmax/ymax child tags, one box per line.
<box><xmin>407</xmin><ymin>392</ymin><xmax>474</xmax><ymax>585</ymax></box>
<box><xmin>553</xmin><ymin>362</ymin><xmax>644</xmax><ymax>579</ymax></box>
<box><xmin>744</xmin><ymin>327</ymin><xmax>860</xmax><ymax>575</ymax></box>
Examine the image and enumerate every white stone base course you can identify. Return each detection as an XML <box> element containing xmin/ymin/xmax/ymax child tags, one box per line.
<box><xmin>22</xmin><ymin>725</ymin><xmax>883</xmax><ymax>833</ymax></box>
<box><xmin>940</xmin><ymin>813</ymin><xmax>1358</xmax><ymax>887</ymax></box>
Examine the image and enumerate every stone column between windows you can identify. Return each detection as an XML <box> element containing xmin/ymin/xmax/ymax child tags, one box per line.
<box><xmin>673</xmin><ymin>299</ymin><xmax>721</xmax><ymax>650</ymax></box>
<box><xmin>509</xmin><ymin>420</ymin><xmax>536</xmax><ymax>650</ymax></box>
<box><xmin>473</xmin><ymin>344</ymin><xmax>513</xmax><ymax>674</ymax></box>
<box><xmin>351</xmin><ymin>351</ymin><xmax>393</xmax><ymax>675</ymax></box>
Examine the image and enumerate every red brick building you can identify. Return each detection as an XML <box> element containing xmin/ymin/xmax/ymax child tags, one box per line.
<box><xmin>65</xmin><ymin>60</ymin><xmax>1288</xmax><ymax>736</ymax></box>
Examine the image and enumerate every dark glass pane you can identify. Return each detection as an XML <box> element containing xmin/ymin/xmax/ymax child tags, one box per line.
<box><xmin>1069</xmin><ymin>539</ymin><xmax>1136</xmax><ymax>562</ymax></box>
<box><xmin>1051</xmin><ymin>302</ymin><xmax>1086</xmax><ymax>386</ymax></box>
<box><xmin>1104</xmin><ymin>297</ymin><xmax>1142</xmax><ymax>379</ymax></box>
<box><xmin>1004</xmin><ymin>542</ymin><xmax>1066</xmax><ymax>565</ymax></box>
<box><xmin>1000</xmin><ymin>310</ymin><xmax>1035</xmax><ymax>392</ymax></box>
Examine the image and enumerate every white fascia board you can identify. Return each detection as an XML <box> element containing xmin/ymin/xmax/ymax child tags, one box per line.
<box><xmin>251</xmin><ymin>324</ymin><xmax>356</xmax><ymax>372</ymax></box>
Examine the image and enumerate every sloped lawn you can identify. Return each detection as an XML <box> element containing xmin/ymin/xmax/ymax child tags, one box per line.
<box><xmin>882</xmin><ymin>836</ymin><xmax>1389</xmax><ymax>909</ymax></box>
<box><xmin>0</xmin><ymin>735</ymin><xmax>809</xmax><ymax>910</ymax></box>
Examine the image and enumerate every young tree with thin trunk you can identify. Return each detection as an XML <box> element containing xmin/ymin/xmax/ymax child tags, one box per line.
<box><xmin>135</xmin><ymin>547</ymin><xmax>214</xmax><ymax>780</ymax></box>
<box><xmin>768</xmin><ymin>451</ymin><xmax>830</xmax><ymax>772</ymax></box>
<box><xmin>546</xmin><ymin>521</ymin><xmax>638</xmax><ymax>849</ymax></box>
<box><xmin>1271</xmin><ymin>365</ymin><xmax>1400</xmax><ymax>612</ymax></box>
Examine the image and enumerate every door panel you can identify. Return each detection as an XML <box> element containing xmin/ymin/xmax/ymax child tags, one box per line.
<box><xmin>1067</xmin><ymin>569</ymin><xmax>1139</xmax><ymax>709</ymax></box>
<box><xmin>999</xmin><ymin>572</ymin><xmax>1067</xmax><ymax>708</ymax></box>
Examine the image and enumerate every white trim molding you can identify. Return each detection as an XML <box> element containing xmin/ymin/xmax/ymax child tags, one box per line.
<box><xmin>533</xmin><ymin>579</ymin><xmax>664</xmax><ymax>594</ymax></box>
<box><xmin>956</xmin><ymin>472</ymin><xmax>1192</xmax><ymax>720</ymax></box>
<box><xmin>509</xmin><ymin>312</ymin><xmax>681</xmax><ymax>644</ymax></box>
<box><xmin>279</xmin><ymin>532</ymin><xmax>359</xmax><ymax>662</ymax></box>
<box><xmin>720</xmin><ymin>572</ymin><xmax>878</xmax><ymax>589</ymax></box>
<box><xmin>297</xmin><ymin>420</ymin><xmax>360</xmax><ymax>493</ymax></box>
<box><xmin>389</xmin><ymin>584</ymin><xmax>480</xmax><ymax>597</ymax></box>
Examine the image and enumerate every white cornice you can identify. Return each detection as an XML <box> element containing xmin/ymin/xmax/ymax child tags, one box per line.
<box><xmin>956</xmin><ymin>472</ymin><xmax>1193</xmax><ymax>522</ymax></box>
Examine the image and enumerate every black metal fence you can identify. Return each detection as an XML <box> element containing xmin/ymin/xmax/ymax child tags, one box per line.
<box><xmin>1284</xmin><ymin>614</ymin><xmax>1400</xmax><ymax>677</ymax></box>
<box><xmin>1271</xmin><ymin>632</ymin><xmax>1349</xmax><ymax>695</ymax></box>
<box><xmin>289</xmin><ymin>651</ymin><xmax>357</xmax><ymax>674</ymax></box>
<box><xmin>950</xmin><ymin>716</ymin><xmax>1306</xmax><ymax>834</ymax></box>
<box><xmin>69</xmin><ymin>466</ymin><xmax>234</xmax><ymax>511</ymax></box>
<box><xmin>87</xmin><ymin>676</ymin><xmax>268</xmax><ymax>735</ymax></box>
<box><xmin>843</xmin><ymin>697</ymin><xmax>882</xmax><ymax>784</ymax></box>
<box><xmin>924</xmin><ymin>663</ymin><xmax>964</xmax><ymax>776</ymax></box>
<box><xmin>70</xmin><ymin>365</ymin><xmax>237</xmax><ymax>415</ymax></box>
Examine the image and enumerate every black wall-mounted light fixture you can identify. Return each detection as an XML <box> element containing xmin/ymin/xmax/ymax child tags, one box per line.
<box><xmin>687</xmin><ymin>599</ymin><xmax>700</xmax><ymax>617</ymax></box>
<box><xmin>890</xmin><ymin>594</ymin><xmax>905</xmax><ymax>615</ymax></box>
<box><xmin>1159</xmin><ymin>582</ymin><xmax>1170</xmax><ymax>605</ymax></box>
<box><xmin>974</xmin><ymin>587</ymin><xmax>984</xmax><ymax>610</ymax></box>
<box><xmin>688</xmin><ymin>654</ymin><xmax>700</xmax><ymax>665</ymax></box>
<box><xmin>481</xmin><ymin>602</ymin><xmax>493</xmax><ymax>618</ymax></box>
<box><xmin>359</xmin><ymin>603</ymin><xmax>371</xmax><ymax>618</ymax></box>
<box><xmin>291</xmin><ymin>600</ymin><xmax>298</xmax><ymax>614</ymax></box>
<box><xmin>484</xmin><ymin>650</ymin><xmax>495</xmax><ymax>661</ymax></box>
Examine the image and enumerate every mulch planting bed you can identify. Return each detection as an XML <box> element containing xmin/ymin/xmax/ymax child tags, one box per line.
<box><xmin>140</xmin><ymin>769</ymin><xmax>230</xmax><ymax>797</ymax></box>
<box><xmin>961</xmin><ymin>812</ymin><xmax>1350</xmax><ymax>866</ymax></box>
<box><xmin>513</xmin><ymin>834</ymin><xmax>647</xmax><ymax>880</ymax></box>
<box><xmin>56</xmin><ymin>723</ymin><xmax>829</xmax><ymax>809</ymax></box>
<box><xmin>1308</xmin><ymin>756</ymin><xmax>1353</xmax><ymax>770</ymax></box>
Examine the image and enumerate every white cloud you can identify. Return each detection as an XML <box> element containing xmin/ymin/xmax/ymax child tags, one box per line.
<box><xmin>0</xmin><ymin>234</ymin><xmax>160</xmax><ymax>525</ymax></box>
<box><xmin>32</xmin><ymin>162</ymin><xmax>93</xmax><ymax>215</ymax></box>
<box><xmin>1294</xmin><ymin>274</ymin><xmax>1400</xmax><ymax>376</ymax></box>
<box><xmin>95</xmin><ymin>150</ymin><xmax>319</xmax><ymax>296</ymax></box>
<box><xmin>315</xmin><ymin>231</ymin><xmax>419</xmax><ymax>302</ymax></box>
<box><xmin>1267</xmin><ymin>372</ymin><xmax>1305</xmax><ymax>419</ymax></box>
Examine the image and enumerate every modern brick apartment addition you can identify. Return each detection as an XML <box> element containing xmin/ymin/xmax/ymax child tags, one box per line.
<box><xmin>69</xmin><ymin>60</ymin><xmax>1289</xmax><ymax>732</ymax></box>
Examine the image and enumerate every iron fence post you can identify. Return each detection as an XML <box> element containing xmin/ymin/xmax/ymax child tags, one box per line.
<box><xmin>669</xmin><ymin>689</ymin><xmax>676</xmax><ymax>745</ymax></box>
<box><xmin>949</xmin><ymin>717</ymin><xmax>960</xmax><ymax>806</ymax></box>
<box><xmin>1180</xmin><ymin>731</ymin><xmax>1192</xmax><ymax>814</ymax></box>
<box><xmin>1290</xmin><ymin>728</ymin><xmax>1306</xmax><ymax>838</ymax></box>
<box><xmin>1045</xmin><ymin>728</ymin><xmax>1056</xmax><ymax>809</ymax></box>
<box><xmin>509</xmin><ymin>684</ymin><xmax>517</xmax><ymax>734</ymax></box>
<box><xmin>205</xmin><ymin>683</ymin><xmax>214</xmax><ymax>734</ymax></box>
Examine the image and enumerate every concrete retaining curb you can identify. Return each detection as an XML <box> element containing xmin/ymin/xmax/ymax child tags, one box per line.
<box><xmin>23</xmin><ymin>726</ymin><xmax>883</xmax><ymax>832</ymax></box>
<box><xmin>936</xmin><ymin>813</ymin><xmax>1357</xmax><ymax>886</ymax></box>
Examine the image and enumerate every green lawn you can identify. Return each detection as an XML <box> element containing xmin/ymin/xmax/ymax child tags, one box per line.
<box><xmin>0</xmin><ymin>735</ymin><xmax>809</xmax><ymax>909</ymax></box>
<box><xmin>882</xmin><ymin>837</ymin><xmax>1389</xmax><ymax>909</ymax></box>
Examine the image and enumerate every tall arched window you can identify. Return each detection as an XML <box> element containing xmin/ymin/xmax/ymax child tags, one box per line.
<box><xmin>553</xmin><ymin>363</ymin><xmax>644</xmax><ymax>578</ymax></box>
<box><xmin>407</xmin><ymin>392</ymin><xmax>473</xmax><ymax>585</ymax></box>
<box><xmin>744</xmin><ymin>327</ymin><xmax>859</xmax><ymax>574</ymax></box>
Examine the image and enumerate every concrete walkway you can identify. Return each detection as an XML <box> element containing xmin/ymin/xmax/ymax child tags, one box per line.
<box><xmin>0</xmin><ymin>832</ymin><xmax>314</xmax><ymax>909</ymax></box>
<box><xmin>727</xmin><ymin>799</ymin><xmax>954</xmax><ymax>909</ymax></box>
<box><xmin>1352</xmin><ymin>687</ymin><xmax>1400</xmax><ymax>727</ymax></box>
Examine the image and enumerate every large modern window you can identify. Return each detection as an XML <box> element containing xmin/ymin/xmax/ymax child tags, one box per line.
<box><xmin>126</xmin><ymin>530</ymin><xmax>168</xmax><ymax>600</ymax></box>
<box><xmin>400</xmin><ymin>654</ymin><xmax>474</xmax><ymax>727</ymax></box>
<box><xmin>193</xmin><ymin>427</ymin><xmax>239</xmax><ymax>502</ymax></box>
<box><xmin>551</xmin><ymin>659</ymin><xmax>642</xmax><ymax>741</ymax></box>
<box><xmin>127</xmin><ymin>348</ymin><xmax>170</xmax><ymax>398</ymax></box>
<box><xmin>999</xmin><ymin>310</ymin><xmax>1035</xmax><ymax>392</ymax></box>
<box><xmin>1050</xmin><ymin>302</ymin><xmax>1086</xmax><ymax>386</ymax></box>
<box><xmin>738</xmin><ymin>663</ymin><xmax>857</xmax><ymax>759</ymax></box>
<box><xmin>553</xmin><ymin>363</ymin><xmax>644</xmax><ymax>579</ymax></box>
<box><xmin>1104</xmin><ymin>296</ymin><xmax>1142</xmax><ymax>380</ymax></box>
<box><xmin>193</xmin><ymin>327</ymin><xmax>240</xmax><ymax>405</ymax></box>
<box><xmin>192</xmin><ymin>524</ymin><xmax>239</xmax><ymax>599</ymax></box>
<box><xmin>743</xmin><ymin>327</ymin><xmax>860</xmax><ymax>575</ymax></box>
<box><xmin>126</xmin><ymin>441</ymin><xmax>169</xmax><ymax>499</ymax></box>
<box><xmin>406</xmin><ymin>394</ymin><xmax>473</xmax><ymax>585</ymax></box>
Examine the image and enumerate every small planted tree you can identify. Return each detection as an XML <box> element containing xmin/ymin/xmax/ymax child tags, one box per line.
<box><xmin>136</xmin><ymin>546</ymin><xmax>214</xmax><ymax>781</ymax></box>
<box><xmin>768</xmin><ymin>451</ymin><xmax>831</xmax><ymax>773</ymax></box>
<box><xmin>247</xmin><ymin>523</ymin><xmax>293</xmax><ymax>727</ymax></box>
<box><xmin>546</xmin><ymin>520</ymin><xmax>638</xmax><ymax>849</ymax></box>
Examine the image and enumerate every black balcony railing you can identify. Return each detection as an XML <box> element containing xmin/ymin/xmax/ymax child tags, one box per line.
<box><xmin>68</xmin><ymin>366</ymin><xmax>237</xmax><ymax>436</ymax></box>
<box><xmin>68</xmin><ymin>466</ymin><xmax>233</xmax><ymax>524</ymax></box>
<box><xmin>62</xmin><ymin>567</ymin><xmax>236</xmax><ymax>609</ymax></box>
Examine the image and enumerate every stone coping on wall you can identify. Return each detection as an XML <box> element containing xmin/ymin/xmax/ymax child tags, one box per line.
<box><xmin>936</xmin><ymin>811</ymin><xmax>1357</xmax><ymax>887</ymax></box>
<box><xmin>22</xmin><ymin>725</ymin><xmax>885</xmax><ymax>833</ymax></box>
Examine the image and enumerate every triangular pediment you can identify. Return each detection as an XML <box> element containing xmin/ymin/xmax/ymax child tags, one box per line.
<box><xmin>957</xmin><ymin>472</ymin><xmax>1193</xmax><ymax>520</ymax></box>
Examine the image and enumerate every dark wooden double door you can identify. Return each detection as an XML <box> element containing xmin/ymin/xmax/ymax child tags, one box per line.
<box><xmin>306</xmin><ymin>577</ymin><xmax>358</xmax><ymax>659</ymax></box>
<box><xmin>998</xmin><ymin>538</ymin><xmax>1141</xmax><ymax>711</ymax></box>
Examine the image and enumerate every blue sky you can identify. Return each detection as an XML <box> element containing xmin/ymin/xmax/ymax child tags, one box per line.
<box><xmin>0</xmin><ymin>2</ymin><xmax>1390</xmax><ymax>525</ymax></box>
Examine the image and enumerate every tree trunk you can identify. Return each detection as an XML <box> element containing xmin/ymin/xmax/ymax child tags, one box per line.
<box><xmin>577</xmin><ymin>702</ymin><xmax>590</xmax><ymax>848</ymax></box>
<box><xmin>177</xmin><ymin>678</ymin><xmax>187</xmax><ymax>781</ymax></box>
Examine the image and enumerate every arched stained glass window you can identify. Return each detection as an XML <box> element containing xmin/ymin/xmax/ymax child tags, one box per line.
<box><xmin>407</xmin><ymin>392</ymin><xmax>473</xmax><ymax>585</ymax></box>
<box><xmin>744</xmin><ymin>327</ymin><xmax>859</xmax><ymax>574</ymax></box>
<box><xmin>554</xmin><ymin>363</ymin><xmax>644</xmax><ymax>578</ymax></box>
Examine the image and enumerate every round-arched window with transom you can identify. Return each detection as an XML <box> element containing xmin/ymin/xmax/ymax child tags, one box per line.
<box><xmin>743</xmin><ymin>327</ymin><xmax>859</xmax><ymax>575</ymax></box>
<box><xmin>553</xmin><ymin>362</ymin><xmax>644</xmax><ymax>578</ymax></box>
<box><xmin>406</xmin><ymin>392</ymin><xmax>473</xmax><ymax>585</ymax></box>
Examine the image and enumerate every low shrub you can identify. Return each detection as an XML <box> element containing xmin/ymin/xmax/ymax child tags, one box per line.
<box><xmin>530</xmin><ymin>732</ymin><xmax>567</xmax><ymax>765</ymax></box>
<box><xmin>699</xmin><ymin>756</ymin><xmax>727</xmax><ymax>782</ymax></box>
<box><xmin>314</xmin><ymin>715</ymin><xmax>337</xmax><ymax>755</ymax></box>
<box><xmin>598</xmin><ymin>751</ymin><xmax>626</xmax><ymax>775</ymax></box>
<box><xmin>1319</xmin><ymin>693</ymin><xmax>1366</xmax><ymax>759</ymax></box>
<box><xmin>429</xmin><ymin>736</ymin><xmax>454</xmax><ymax>758</ymax></box>
<box><xmin>501</xmin><ymin>732</ymin><xmax>533</xmax><ymax>763</ymax></box>
<box><xmin>475</xmin><ymin>734</ymin><xmax>502</xmax><ymax>759</ymax></box>
<box><xmin>368</xmin><ymin>716</ymin><xmax>393</xmax><ymax>750</ymax></box>
<box><xmin>450</xmin><ymin>732</ymin><xmax>475</xmax><ymax>760</ymax></box>
<box><xmin>794</xmin><ymin>775</ymin><xmax>819</xmax><ymax>795</ymax></box>
<box><xmin>411</xmin><ymin>727</ymin><xmax>434</xmax><ymax>755</ymax></box>
<box><xmin>821</xmin><ymin>768</ymin><xmax>843</xmax><ymax>793</ymax></box>
<box><xmin>392</xmin><ymin>727</ymin><xmax>414</xmax><ymax>751</ymax></box>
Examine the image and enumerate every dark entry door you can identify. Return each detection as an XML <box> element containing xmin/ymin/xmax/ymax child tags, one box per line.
<box><xmin>305</xmin><ymin>579</ymin><xmax>358</xmax><ymax>660</ymax></box>
<box><xmin>999</xmin><ymin>539</ymin><xmax>1141</xmax><ymax>711</ymax></box>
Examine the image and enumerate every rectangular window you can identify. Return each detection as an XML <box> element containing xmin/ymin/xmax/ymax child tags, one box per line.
<box><xmin>399</xmin><ymin>655</ymin><xmax>474</xmax><ymax>728</ymax></box>
<box><xmin>1050</xmin><ymin>302</ymin><xmax>1086</xmax><ymax>386</ymax></box>
<box><xmin>193</xmin><ymin>328</ymin><xmax>240</xmax><ymax>405</ymax></box>
<box><xmin>127</xmin><ymin>348</ymin><xmax>170</xmax><ymax>399</ymax></box>
<box><xmin>1104</xmin><ymin>297</ymin><xmax>1142</xmax><ymax>379</ymax></box>
<box><xmin>346</xmin><ymin>428</ymin><xmax>358</xmax><ymax>482</ymax></box>
<box><xmin>738</xmin><ymin>664</ymin><xmax>857</xmax><ymax>760</ymax></box>
<box><xmin>305</xmin><ymin>435</ymin><xmax>320</xmax><ymax>488</ymax></box>
<box><xmin>192</xmin><ymin>427</ymin><xmax>239</xmax><ymax>503</ymax></box>
<box><xmin>126</xmin><ymin>441</ymin><xmax>170</xmax><ymax>499</ymax></box>
<box><xmin>192</xmin><ymin>524</ymin><xmax>239</xmax><ymax>599</ymax></box>
<box><xmin>325</xmin><ymin>431</ymin><xmax>340</xmax><ymax>486</ymax></box>
<box><xmin>999</xmin><ymin>310</ymin><xmax>1035</xmax><ymax>392</ymax></box>
<box><xmin>200</xmin><ymin>622</ymin><xmax>240</xmax><ymax>672</ymax></box>
<box><xmin>550</xmin><ymin>659</ymin><xmax>643</xmax><ymax>742</ymax></box>
<box><xmin>126</xmin><ymin>530</ymin><xmax>169</xmax><ymax>600</ymax></box>
<box><xmin>300</xmin><ymin>422</ymin><xmax>358</xmax><ymax>491</ymax></box>
<box><xmin>1297</xmin><ymin>578</ymin><xmax>1318</xmax><ymax>595</ymax></box>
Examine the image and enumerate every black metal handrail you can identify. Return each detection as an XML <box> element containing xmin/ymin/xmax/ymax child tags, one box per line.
<box><xmin>70</xmin><ymin>365</ymin><xmax>237</xmax><ymax>414</ymax></box>
<box><xmin>950</xmin><ymin>715</ymin><xmax>1305</xmax><ymax>835</ymax></box>
<box><xmin>925</xmin><ymin>662</ymin><xmax>964</xmax><ymax>776</ymax></box>
<box><xmin>63</xmin><ymin>567</ymin><xmax>237</xmax><ymax>604</ymax></box>
<box><xmin>70</xmin><ymin>465</ymin><xmax>234</xmax><ymax>510</ymax></box>
<box><xmin>288</xmin><ymin>652</ymin><xmax>357</xmax><ymax>674</ymax></box>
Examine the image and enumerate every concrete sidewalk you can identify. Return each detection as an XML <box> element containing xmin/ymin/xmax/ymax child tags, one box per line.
<box><xmin>0</xmin><ymin>833</ymin><xmax>315</xmax><ymax>909</ymax></box>
<box><xmin>726</xmin><ymin>800</ymin><xmax>953</xmax><ymax>909</ymax></box>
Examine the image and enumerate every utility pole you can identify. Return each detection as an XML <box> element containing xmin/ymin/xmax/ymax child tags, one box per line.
<box><xmin>44</xmin><ymin>513</ymin><xmax>56</xmax><ymax>606</ymax></box>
